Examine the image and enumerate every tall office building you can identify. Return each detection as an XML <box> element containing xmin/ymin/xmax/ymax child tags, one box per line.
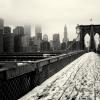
<box><xmin>35</xmin><ymin>25</ymin><xmax>42</xmax><ymax>51</ymax></box>
<box><xmin>4</xmin><ymin>26</ymin><xmax>11</xmax><ymax>34</ymax></box>
<box><xmin>63</xmin><ymin>25</ymin><xmax>68</xmax><ymax>47</ymax></box>
<box><xmin>22</xmin><ymin>25</ymin><xmax>31</xmax><ymax>52</ymax></box>
<box><xmin>40</xmin><ymin>41</ymin><xmax>50</xmax><ymax>51</ymax></box>
<box><xmin>43</xmin><ymin>34</ymin><xmax>48</xmax><ymax>41</ymax></box>
<box><xmin>0</xmin><ymin>18</ymin><xmax>4</xmax><ymax>52</ymax></box>
<box><xmin>41</xmin><ymin>34</ymin><xmax>50</xmax><ymax>51</ymax></box>
<box><xmin>24</xmin><ymin>25</ymin><xmax>31</xmax><ymax>36</ymax></box>
<box><xmin>53</xmin><ymin>33</ymin><xmax>60</xmax><ymax>51</ymax></box>
<box><xmin>35</xmin><ymin>25</ymin><xmax>42</xmax><ymax>37</ymax></box>
<box><xmin>0</xmin><ymin>18</ymin><xmax>4</xmax><ymax>30</ymax></box>
<box><xmin>36</xmin><ymin>33</ymin><xmax>42</xmax><ymax>40</ymax></box>
<box><xmin>13</xmin><ymin>26</ymin><xmax>24</xmax><ymax>52</ymax></box>
<box><xmin>29</xmin><ymin>37</ymin><xmax>38</xmax><ymax>52</ymax></box>
<box><xmin>50</xmin><ymin>40</ymin><xmax>53</xmax><ymax>50</ymax></box>
<box><xmin>3</xmin><ymin>26</ymin><xmax>14</xmax><ymax>52</ymax></box>
<box><xmin>13</xmin><ymin>26</ymin><xmax>24</xmax><ymax>35</ymax></box>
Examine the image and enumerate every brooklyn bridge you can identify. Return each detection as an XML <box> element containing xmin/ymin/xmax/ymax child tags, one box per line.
<box><xmin>0</xmin><ymin>24</ymin><xmax>100</xmax><ymax>100</ymax></box>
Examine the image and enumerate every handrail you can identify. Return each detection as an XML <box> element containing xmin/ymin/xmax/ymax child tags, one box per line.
<box><xmin>0</xmin><ymin>50</ymin><xmax>85</xmax><ymax>80</ymax></box>
<box><xmin>0</xmin><ymin>50</ymin><xmax>85</xmax><ymax>64</ymax></box>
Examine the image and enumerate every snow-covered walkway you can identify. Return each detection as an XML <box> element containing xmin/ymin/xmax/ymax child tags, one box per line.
<box><xmin>19</xmin><ymin>52</ymin><xmax>100</xmax><ymax>100</ymax></box>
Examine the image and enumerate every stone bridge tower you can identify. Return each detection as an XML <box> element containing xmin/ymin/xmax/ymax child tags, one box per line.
<box><xmin>76</xmin><ymin>24</ymin><xmax>100</xmax><ymax>52</ymax></box>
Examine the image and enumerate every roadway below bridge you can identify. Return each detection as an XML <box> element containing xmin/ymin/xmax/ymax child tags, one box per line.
<box><xmin>19</xmin><ymin>52</ymin><xmax>100</xmax><ymax>100</ymax></box>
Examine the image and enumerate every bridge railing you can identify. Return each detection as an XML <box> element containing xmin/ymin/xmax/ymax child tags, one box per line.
<box><xmin>0</xmin><ymin>50</ymin><xmax>86</xmax><ymax>100</ymax></box>
<box><xmin>0</xmin><ymin>50</ymin><xmax>85</xmax><ymax>80</ymax></box>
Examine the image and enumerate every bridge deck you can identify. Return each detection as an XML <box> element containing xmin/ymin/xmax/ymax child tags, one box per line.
<box><xmin>19</xmin><ymin>52</ymin><xmax>100</xmax><ymax>100</ymax></box>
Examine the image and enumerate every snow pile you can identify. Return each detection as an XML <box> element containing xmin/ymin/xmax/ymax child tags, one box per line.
<box><xmin>19</xmin><ymin>52</ymin><xmax>100</xmax><ymax>100</ymax></box>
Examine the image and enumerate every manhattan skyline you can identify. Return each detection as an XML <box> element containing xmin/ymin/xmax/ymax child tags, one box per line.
<box><xmin>0</xmin><ymin>0</ymin><xmax>100</xmax><ymax>41</ymax></box>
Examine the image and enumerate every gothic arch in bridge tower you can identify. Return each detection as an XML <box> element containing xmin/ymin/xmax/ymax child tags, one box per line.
<box><xmin>94</xmin><ymin>33</ymin><xmax>100</xmax><ymax>50</ymax></box>
<box><xmin>84</xmin><ymin>33</ymin><xmax>90</xmax><ymax>49</ymax></box>
<box><xmin>76</xmin><ymin>24</ymin><xmax>100</xmax><ymax>52</ymax></box>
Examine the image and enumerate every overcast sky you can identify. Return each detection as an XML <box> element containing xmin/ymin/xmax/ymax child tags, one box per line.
<box><xmin>0</xmin><ymin>0</ymin><xmax>100</xmax><ymax>41</ymax></box>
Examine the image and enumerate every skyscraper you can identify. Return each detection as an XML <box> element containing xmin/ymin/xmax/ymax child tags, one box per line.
<box><xmin>43</xmin><ymin>34</ymin><xmax>48</xmax><ymax>41</ymax></box>
<box><xmin>63</xmin><ymin>25</ymin><xmax>68</xmax><ymax>47</ymax></box>
<box><xmin>22</xmin><ymin>25</ymin><xmax>31</xmax><ymax>52</ymax></box>
<box><xmin>13</xmin><ymin>26</ymin><xmax>24</xmax><ymax>35</ymax></box>
<box><xmin>53</xmin><ymin>33</ymin><xmax>60</xmax><ymax>51</ymax></box>
<box><xmin>24</xmin><ymin>25</ymin><xmax>31</xmax><ymax>37</ymax></box>
<box><xmin>35</xmin><ymin>25</ymin><xmax>42</xmax><ymax>36</ymax></box>
<box><xmin>50</xmin><ymin>40</ymin><xmax>53</xmax><ymax>50</ymax></box>
<box><xmin>40</xmin><ymin>41</ymin><xmax>50</xmax><ymax>51</ymax></box>
<box><xmin>13</xmin><ymin>26</ymin><xmax>24</xmax><ymax>52</ymax></box>
<box><xmin>4</xmin><ymin>26</ymin><xmax>11</xmax><ymax>34</ymax></box>
<box><xmin>0</xmin><ymin>18</ymin><xmax>4</xmax><ymax>30</ymax></box>
<box><xmin>35</xmin><ymin>25</ymin><xmax>42</xmax><ymax>51</ymax></box>
<box><xmin>29</xmin><ymin>37</ymin><xmax>38</xmax><ymax>52</ymax></box>
<box><xmin>3</xmin><ymin>26</ymin><xmax>14</xmax><ymax>52</ymax></box>
<box><xmin>41</xmin><ymin>34</ymin><xmax>50</xmax><ymax>51</ymax></box>
<box><xmin>0</xmin><ymin>18</ymin><xmax>4</xmax><ymax>52</ymax></box>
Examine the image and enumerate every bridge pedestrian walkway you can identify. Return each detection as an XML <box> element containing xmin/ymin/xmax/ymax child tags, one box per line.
<box><xmin>19</xmin><ymin>52</ymin><xmax>100</xmax><ymax>100</ymax></box>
